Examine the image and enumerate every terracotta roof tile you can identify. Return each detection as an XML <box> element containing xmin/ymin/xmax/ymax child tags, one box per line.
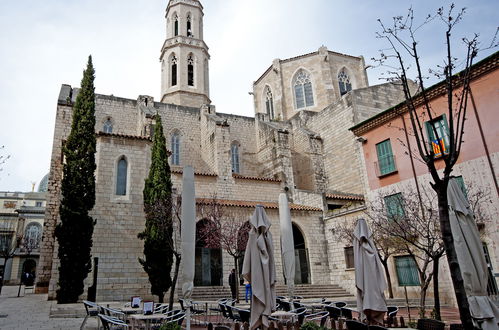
<box><xmin>171</xmin><ymin>168</ymin><xmax>217</xmax><ymax>177</ymax></box>
<box><xmin>97</xmin><ymin>132</ymin><xmax>152</xmax><ymax>142</ymax></box>
<box><xmin>196</xmin><ymin>198</ymin><xmax>321</xmax><ymax>211</ymax></box>
<box><xmin>325</xmin><ymin>192</ymin><xmax>365</xmax><ymax>201</ymax></box>
<box><xmin>232</xmin><ymin>173</ymin><xmax>281</xmax><ymax>182</ymax></box>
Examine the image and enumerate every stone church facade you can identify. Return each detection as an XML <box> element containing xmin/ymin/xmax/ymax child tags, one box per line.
<box><xmin>36</xmin><ymin>0</ymin><xmax>410</xmax><ymax>301</ymax></box>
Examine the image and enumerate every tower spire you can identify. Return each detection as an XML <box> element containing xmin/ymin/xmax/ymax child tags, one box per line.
<box><xmin>160</xmin><ymin>0</ymin><xmax>210</xmax><ymax>108</ymax></box>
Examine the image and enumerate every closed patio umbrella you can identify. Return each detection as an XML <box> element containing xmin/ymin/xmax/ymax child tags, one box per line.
<box><xmin>242</xmin><ymin>205</ymin><xmax>276</xmax><ymax>330</ymax></box>
<box><xmin>279</xmin><ymin>193</ymin><xmax>295</xmax><ymax>299</ymax></box>
<box><xmin>353</xmin><ymin>218</ymin><xmax>387</xmax><ymax>325</ymax></box>
<box><xmin>447</xmin><ymin>178</ymin><xmax>499</xmax><ymax>330</ymax></box>
<box><xmin>181</xmin><ymin>166</ymin><xmax>196</xmax><ymax>330</ymax></box>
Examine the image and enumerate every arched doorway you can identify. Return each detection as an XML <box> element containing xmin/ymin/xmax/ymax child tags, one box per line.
<box><xmin>21</xmin><ymin>259</ymin><xmax>36</xmax><ymax>286</ymax></box>
<box><xmin>195</xmin><ymin>219</ymin><xmax>222</xmax><ymax>286</ymax></box>
<box><xmin>293</xmin><ymin>223</ymin><xmax>310</xmax><ymax>284</ymax></box>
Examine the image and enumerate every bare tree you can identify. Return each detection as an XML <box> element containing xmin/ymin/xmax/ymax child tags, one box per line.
<box><xmin>366</xmin><ymin>187</ymin><xmax>445</xmax><ymax>319</ymax></box>
<box><xmin>331</xmin><ymin>218</ymin><xmax>402</xmax><ymax>299</ymax></box>
<box><xmin>197</xmin><ymin>196</ymin><xmax>250</xmax><ymax>302</ymax></box>
<box><xmin>374</xmin><ymin>5</ymin><xmax>497</xmax><ymax>327</ymax></box>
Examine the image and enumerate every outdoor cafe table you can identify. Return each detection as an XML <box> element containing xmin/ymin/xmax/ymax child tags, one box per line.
<box><xmin>129</xmin><ymin>313</ymin><xmax>168</xmax><ymax>330</ymax></box>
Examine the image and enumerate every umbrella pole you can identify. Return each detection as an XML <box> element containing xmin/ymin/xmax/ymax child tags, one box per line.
<box><xmin>186</xmin><ymin>303</ymin><xmax>191</xmax><ymax>330</ymax></box>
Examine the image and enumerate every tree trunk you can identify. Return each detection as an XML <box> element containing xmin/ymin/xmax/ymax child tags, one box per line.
<box><xmin>380</xmin><ymin>258</ymin><xmax>394</xmax><ymax>298</ymax></box>
<box><xmin>437</xmin><ymin>190</ymin><xmax>474</xmax><ymax>329</ymax></box>
<box><xmin>419</xmin><ymin>285</ymin><xmax>427</xmax><ymax>319</ymax></box>
<box><xmin>432</xmin><ymin>257</ymin><xmax>441</xmax><ymax>320</ymax></box>
<box><xmin>169</xmin><ymin>253</ymin><xmax>181</xmax><ymax>311</ymax></box>
<box><xmin>234</xmin><ymin>256</ymin><xmax>239</xmax><ymax>303</ymax></box>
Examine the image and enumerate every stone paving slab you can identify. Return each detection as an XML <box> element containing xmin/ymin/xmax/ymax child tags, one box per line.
<box><xmin>0</xmin><ymin>286</ymin><xmax>98</xmax><ymax>330</ymax></box>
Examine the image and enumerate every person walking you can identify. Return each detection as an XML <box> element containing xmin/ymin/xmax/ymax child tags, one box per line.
<box><xmin>228</xmin><ymin>268</ymin><xmax>237</xmax><ymax>300</ymax></box>
<box><xmin>244</xmin><ymin>279</ymin><xmax>252</xmax><ymax>303</ymax></box>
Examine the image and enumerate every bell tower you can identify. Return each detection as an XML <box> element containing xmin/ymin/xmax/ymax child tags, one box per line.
<box><xmin>160</xmin><ymin>0</ymin><xmax>210</xmax><ymax>108</ymax></box>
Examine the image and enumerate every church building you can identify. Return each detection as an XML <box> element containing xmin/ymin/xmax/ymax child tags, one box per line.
<box><xmin>37</xmin><ymin>0</ymin><xmax>414</xmax><ymax>302</ymax></box>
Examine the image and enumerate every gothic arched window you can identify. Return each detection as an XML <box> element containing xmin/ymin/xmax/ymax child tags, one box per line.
<box><xmin>24</xmin><ymin>222</ymin><xmax>42</xmax><ymax>249</ymax></box>
<box><xmin>265</xmin><ymin>87</ymin><xmax>275</xmax><ymax>120</ymax></box>
<box><xmin>171</xmin><ymin>55</ymin><xmax>178</xmax><ymax>86</ymax></box>
<box><xmin>171</xmin><ymin>132</ymin><xmax>180</xmax><ymax>165</ymax></box>
<box><xmin>187</xmin><ymin>55</ymin><xmax>194</xmax><ymax>87</ymax></box>
<box><xmin>187</xmin><ymin>14</ymin><xmax>192</xmax><ymax>37</ymax></box>
<box><xmin>173</xmin><ymin>14</ymin><xmax>179</xmax><ymax>36</ymax></box>
<box><xmin>116</xmin><ymin>156</ymin><xmax>128</xmax><ymax>196</ymax></box>
<box><xmin>338</xmin><ymin>70</ymin><xmax>352</xmax><ymax>96</ymax></box>
<box><xmin>231</xmin><ymin>143</ymin><xmax>240</xmax><ymax>173</ymax></box>
<box><xmin>103</xmin><ymin>118</ymin><xmax>113</xmax><ymax>133</ymax></box>
<box><xmin>293</xmin><ymin>70</ymin><xmax>314</xmax><ymax>109</ymax></box>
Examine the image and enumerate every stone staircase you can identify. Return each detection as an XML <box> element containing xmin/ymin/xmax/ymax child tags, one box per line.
<box><xmin>185</xmin><ymin>284</ymin><xmax>353</xmax><ymax>301</ymax></box>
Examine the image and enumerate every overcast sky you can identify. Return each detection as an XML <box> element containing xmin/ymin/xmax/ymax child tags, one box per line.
<box><xmin>0</xmin><ymin>0</ymin><xmax>497</xmax><ymax>192</ymax></box>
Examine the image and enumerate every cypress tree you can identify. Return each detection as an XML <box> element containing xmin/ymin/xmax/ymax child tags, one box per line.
<box><xmin>55</xmin><ymin>56</ymin><xmax>97</xmax><ymax>303</ymax></box>
<box><xmin>139</xmin><ymin>114</ymin><xmax>174</xmax><ymax>303</ymax></box>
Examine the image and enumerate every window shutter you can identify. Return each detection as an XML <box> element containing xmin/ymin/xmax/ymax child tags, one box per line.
<box><xmin>395</xmin><ymin>256</ymin><xmax>420</xmax><ymax>286</ymax></box>
<box><xmin>376</xmin><ymin>140</ymin><xmax>395</xmax><ymax>175</ymax></box>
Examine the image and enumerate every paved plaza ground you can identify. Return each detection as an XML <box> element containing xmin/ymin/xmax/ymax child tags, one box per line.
<box><xmin>0</xmin><ymin>284</ymin><xmax>469</xmax><ymax>329</ymax></box>
<box><xmin>0</xmin><ymin>286</ymin><xmax>98</xmax><ymax>330</ymax></box>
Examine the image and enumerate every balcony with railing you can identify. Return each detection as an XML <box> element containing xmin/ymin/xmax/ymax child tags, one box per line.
<box><xmin>375</xmin><ymin>154</ymin><xmax>397</xmax><ymax>177</ymax></box>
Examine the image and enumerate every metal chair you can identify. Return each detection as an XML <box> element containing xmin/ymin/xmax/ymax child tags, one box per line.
<box><xmin>346</xmin><ymin>319</ymin><xmax>368</xmax><ymax>330</ymax></box>
<box><xmin>289</xmin><ymin>307</ymin><xmax>307</xmax><ymax>325</ymax></box>
<box><xmin>279</xmin><ymin>300</ymin><xmax>292</xmax><ymax>311</ymax></box>
<box><xmin>385</xmin><ymin>306</ymin><xmax>398</xmax><ymax>326</ymax></box>
<box><xmin>334</xmin><ymin>301</ymin><xmax>347</xmax><ymax>308</ymax></box>
<box><xmin>303</xmin><ymin>311</ymin><xmax>329</xmax><ymax>328</ymax></box>
<box><xmin>98</xmin><ymin>314</ymin><xmax>128</xmax><ymax>330</ymax></box>
<box><xmin>369</xmin><ymin>325</ymin><xmax>388</xmax><ymax>330</ymax></box>
<box><xmin>234</xmin><ymin>307</ymin><xmax>251</xmax><ymax>323</ymax></box>
<box><xmin>154</xmin><ymin>304</ymin><xmax>169</xmax><ymax>314</ymax></box>
<box><xmin>209</xmin><ymin>298</ymin><xmax>228</xmax><ymax>323</ymax></box>
<box><xmin>225</xmin><ymin>304</ymin><xmax>241</xmax><ymax>322</ymax></box>
<box><xmin>99</xmin><ymin>306</ymin><xmax>126</xmax><ymax>322</ymax></box>
<box><xmin>325</xmin><ymin>305</ymin><xmax>342</xmax><ymax>321</ymax></box>
<box><xmin>416</xmin><ymin>318</ymin><xmax>445</xmax><ymax>330</ymax></box>
<box><xmin>81</xmin><ymin>300</ymin><xmax>100</xmax><ymax>330</ymax></box>
<box><xmin>341</xmin><ymin>307</ymin><xmax>353</xmax><ymax>319</ymax></box>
